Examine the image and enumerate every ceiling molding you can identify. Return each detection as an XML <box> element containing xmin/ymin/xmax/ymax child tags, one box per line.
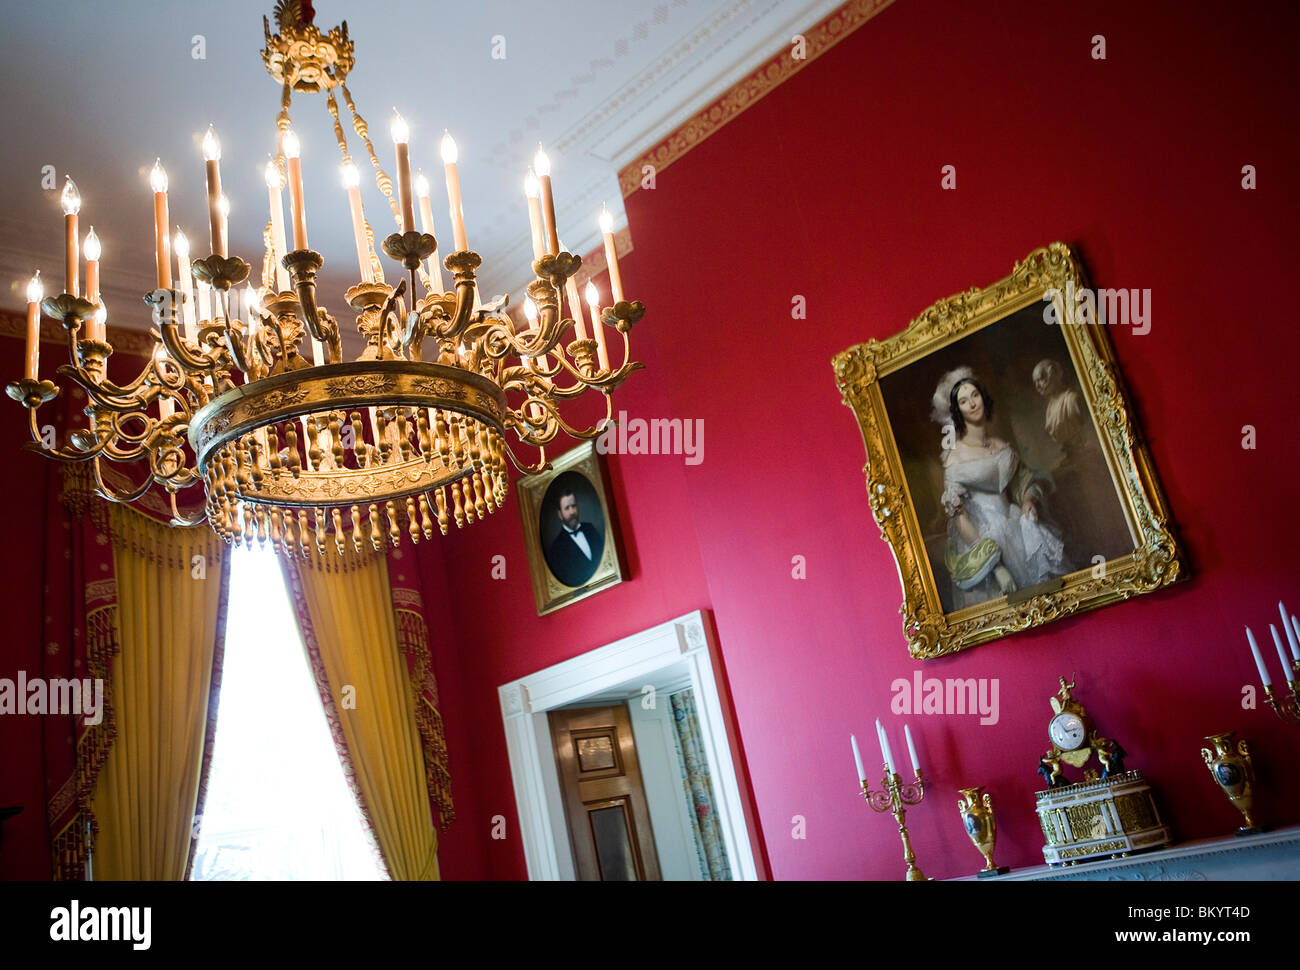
<box><xmin>618</xmin><ymin>0</ymin><xmax>895</xmax><ymax>197</ymax></box>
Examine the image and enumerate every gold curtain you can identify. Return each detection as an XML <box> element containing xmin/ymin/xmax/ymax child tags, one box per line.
<box><xmin>89</xmin><ymin>502</ymin><xmax>229</xmax><ymax>880</ymax></box>
<box><xmin>281</xmin><ymin>544</ymin><xmax>440</xmax><ymax>880</ymax></box>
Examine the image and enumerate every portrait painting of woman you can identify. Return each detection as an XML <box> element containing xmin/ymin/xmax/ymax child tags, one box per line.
<box><xmin>835</xmin><ymin>243</ymin><xmax>1182</xmax><ymax>656</ymax></box>
<box><xmin>876</xmin><ymin>300</ymin><xmax>1137</xmax><ymax>615</ymax></box>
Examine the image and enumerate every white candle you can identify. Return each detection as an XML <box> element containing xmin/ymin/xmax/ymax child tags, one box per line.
<box><xmin>1246</xmin><ymin>626</ymin><xmax>1272</xmax><ymax>688</ymax></box>
<box><xmin>196</xmin><ymin>278</ymin><xmax>212</xmax><ymax>325</ymax></box>
<box><xmin>24</xmin><ymin>272</ymin><xmax>42</xmax><ymax>381</ymax></box>
<box><xmin>174</xmin><ymin>231</ymin><xmax>197</xmax><ymax>339</ymax></box>
<box><xmin>414</xmin><ymin>172</ymin><xmax>445</xmax><ymax>293</ymax></box>
<box><xmin>1281</xmin><ymin>602</ymin><xmax>1299</xmax><ymax>663</ymax></box>
<box><xmin>441</xmin><ymin>132</ymin><xmax>468</xmax><ymax>252</ymax></box>
<box><xmin>1269</xmin><ymin>625</ymin><xmax>1293</xmax><ymax>683</ymax></box>
<box><xmin>524</xmin><ymin>170</ymin><xmax>545</xmax><ymax>261</ymax></box>
<box><xmin>534</xmin><ymin>146</ymin><xmax>558</xmax><ymax>255</ymax></box>
<box><xmin>875</xmin><ymin>718</ymin><xmax>895</xmax><ymax>775</ymax></box>
<box><xmin>265</xmin><ymin>160</ymin><xmax>291</xmax><ymax>292</ymax></box>
<box><xmin>904</xmin><ymin>724</ymin><xmax>920</xmax><ymax>775</ymax></box>
<box><xmin>851</xmin><ymin>734</ymin><xmax>865</xmax><ymax>784</ymax></box>
<box><xmin>150</xmin><ymin>160</ymin><xmax>171</xmax><ymax>288</ymax></box>
<box><xmin>1291</xmin><ymin>615</ymin><xmax>1300</xmax><ymax>663</ymax></box>
<box><xmin>584</xmin><ymin>282</ymin><xmax>610</xmax><ymax>372</ymax></box>
<box><xmin>391</xmin><ymin>112</ymin><xmax>415</xmax><ymax>234</ymax></box>
<box><xmin>202</xmin><ymin>126</ymin><xmax>226</xmax><ymax>257</ymax></box>
<box><xmin>342</xmin><ymin>162</ymin><xmax>373</xmax><ymax>283</ymax></box>
<box><xmin>599</xmin><ymin>204</ymin><xmax>624</xmax><ymax>302</ymax></box>
<box><xmin>283</xmin><ymin>129</ymin><xmax>308</xmax><ymax>251</ymax></box>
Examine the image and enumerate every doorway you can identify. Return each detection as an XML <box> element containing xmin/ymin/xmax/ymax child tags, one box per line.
<box><xmin>499</xmin><ymin>610</ymin><xmax>758</xmax><ymax>880</ymax></box>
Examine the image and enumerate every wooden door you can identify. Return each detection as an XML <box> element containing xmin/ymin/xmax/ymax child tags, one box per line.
<box><xmin>549</xmin><ymin>704</ymin><xmax>662</xmax><ymax>881</ymax></box>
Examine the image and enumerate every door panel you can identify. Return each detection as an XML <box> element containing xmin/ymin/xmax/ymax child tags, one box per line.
<box><xmin>550</xmin><ymin>704</ymin><xmax>661</xmax><ymax>881</ymax></box>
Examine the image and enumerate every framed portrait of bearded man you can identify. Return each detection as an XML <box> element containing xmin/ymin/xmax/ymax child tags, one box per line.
<box><xmin>832</xmin><ymin>242</ymin><xmax>1184</xmax><ymax>659</ymax></box>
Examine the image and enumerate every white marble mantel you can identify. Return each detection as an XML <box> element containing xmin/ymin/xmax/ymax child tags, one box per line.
<box><xmin>952</xmin><ymin>825</ymin><xmax>1300</xmax><ymax>881</ymax></box>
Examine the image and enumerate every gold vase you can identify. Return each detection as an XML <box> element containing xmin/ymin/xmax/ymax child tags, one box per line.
<box><xmin>1200</xmin><ymin>732</ymin><xmax>1258</xmax><ymax>832</ymax></box>
<box><xmin>957</xmin><ymin>786</ymin><xmax>1003</xmax><ymax>874</ymax></box>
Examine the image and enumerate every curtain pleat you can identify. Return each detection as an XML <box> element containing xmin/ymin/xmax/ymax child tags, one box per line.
<box><xmin>280</xmin><ymin>544</ymin><xmax>441</xmax><ymax>881</ymax></box>
<box><xmin>88</xmin><ymin>503</ymin><xmax>229</xmax><ymax>880</ymax></box>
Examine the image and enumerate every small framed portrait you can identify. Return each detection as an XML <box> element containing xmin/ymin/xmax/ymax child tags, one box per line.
<box><xmin>518</xmin><ymin>441</ymin><xmax>625</xmax><ymax>615</ymax></box>
<box><xmin>832</xmin><ymin>242</ymin><xmax>1184</xmax><ymax>659</ymax></box>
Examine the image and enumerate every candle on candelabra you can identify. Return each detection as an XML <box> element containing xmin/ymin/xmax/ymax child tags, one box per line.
<box><xmin>875</xmin><ymin>718</ymin><xmax>895</xmax><ymax>775</ymax></box>
<box><xmin>1292</xmin><ymin>614</ymin><xmax>1300</xmax><ymax>663</ymax></box>
<box><xmin>84</xmin><ymin>226</ymin><xmax>101</xmax><ymax>315</ymax></box>
<box><xmin>523</xmin><ymin>296</ymin><xmax>548</xmax><ymax>373</ymax></box>
<box><xmin>441</xmin><ymin>132</ymin><xmax>468</xmax><ymax>252</ymax></box>
<box><xmin>390</xmin><ymin>112</ymin><xmax>415</xmax><ymax>234</ymax></box>
<box><xmin>1246</xmin><ymin>626</ymin><xmax>1272</xmax><ymax>688</ymax></box>
<box><xmin>584</xmin><ymin>282</ymin><xmax>610</xmax><ymax>372</ymax></box>
<box><xmin>218</xmin><ymin>196</ymin><xmax>230</xmax><ymax>262</ymax></box>
<box><xmin>83</xmin><ymin>228</ymin><xmax>102</xmax><ymax>341</ymax></box>
<box><xmin>61</xmin><ymin>177</ymin><xmax>80</xmax><ymax>297</ymax></box>
<box><xmin>558</xmin><ymin>239</ymin><xmax>589</xmax><ymax>342</ymax></box>
<box><xmin>524</xmin><ymin>170</ymin><xmax>545</xmax><ymax>261</ymax></box>
<box><xmin>904</xmin><ymin>724</ymin><xmax>921</xmax><ymax>775</ymax></box>
<box><xmin>414</xmin><ymin>172</ymin><xmax>445</xmax><ymax>294</ymax></box>
<box><xmin>150</xmin><ymin>160</ymin><xmax>171</xmax><ymax>288</ymax></box>
<box><xmin>341</xmin><ymin>162</ymin><xmax>374</xmax><ymax>283</ymax></box>
<box><xmin>196</xmin><ymin>278</ymin><xmax>212</xmax><ymax>327</ymax></box>
<box><xmin>265</xmin><ymin>159</ymin><xmax>290</xmax><ymax>292</ymax></box>
<box><xmin>599</xmin><ymin>205</ymin><xmax>624</xmax><ymax>302</ymax></box>
<box><xmin>24</xmin><ymin>272</ymin><xmax>42</xmax><ymax>381</ymax></box>
<box><xmin>283</xmin><ymin>129</ymin><xmax>308</xmax><ymax>251</ymax></box>
<box><xmin>202</xmin><ymin>126</ymin><xmax>226</xmax><ymax>257</ymax></box>
<box><xmin>1270</xmin><ymin>625</ymin><xmax>1294</xmax><ymax>683</ymax></box>
<box><xmin>534</xmin><ymin>146</ymin><xmax>559</xmax><ymax>255</ymax></box>
<box><xmin>174</xmin><ymin>231</ymin><xmax>197</xmax><ymax>339</ymax></box>
<box><xmin>851</xmin><ymin>734</ymin><xmax>865</xmax><ymax>784</ymax></box>
<box><xmin>1281</xmin><ymin>602</ymin><xmax>1300</xmax><ymax>663</ymax></box>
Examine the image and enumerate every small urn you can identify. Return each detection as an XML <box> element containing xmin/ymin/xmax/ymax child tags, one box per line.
<box><xmin>1200</xmin><ymin>732</ymin><xmax>1260</xmax><ymax>835</ymax></box>
<box><xmin>957</xmin><ymin>786</ymin><xmax>1008</xmax><ymax>876</ymax></box>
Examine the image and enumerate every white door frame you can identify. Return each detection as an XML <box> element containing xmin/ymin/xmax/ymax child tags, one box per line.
<box><xmin>498</xmin><ymin>609</ymin><xmax>759</xmax><ymax>880</ymax></box>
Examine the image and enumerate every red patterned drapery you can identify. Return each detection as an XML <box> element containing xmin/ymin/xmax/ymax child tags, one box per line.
<box><xmin>386</xmin><ymin>546</ymin><xmax>454</xmax><ymax>829</ymax></box>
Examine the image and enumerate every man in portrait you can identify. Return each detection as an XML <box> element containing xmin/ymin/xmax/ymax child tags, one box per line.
<box><xmin>545</xmin><ymin>486</ymin><xmax>605</xmax><ymax>588</ymax></box>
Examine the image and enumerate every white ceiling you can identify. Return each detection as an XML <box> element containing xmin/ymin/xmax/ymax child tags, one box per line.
<box><xmin>0</xmin><ymin>0</ymin><xmax>841</xmax><ymax>330</ymax></box>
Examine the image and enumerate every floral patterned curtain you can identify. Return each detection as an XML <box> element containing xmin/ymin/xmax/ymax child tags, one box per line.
<box><xmin>669</xmin><ymin>688</ymin><xmax>730</xmax><ymax>881</ymax></box>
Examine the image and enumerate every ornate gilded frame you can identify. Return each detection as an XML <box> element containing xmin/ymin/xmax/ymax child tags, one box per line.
<box><xmin>518</xmin><ymin>441</ymin><xmax>625</xmax><ymax>615</ymax></box>
<box><xmin>832</xmin><ymin>242</ymin><xmax>1183</xmax><ymax>659</ymax></box>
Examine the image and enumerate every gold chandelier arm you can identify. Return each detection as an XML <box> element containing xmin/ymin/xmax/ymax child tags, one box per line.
<box><xmin>53</xmin><ymin>363</ymin><xmax>154</xmax><ymax>412</ymax></box>
<box><xmin>168</xmin><ymin>490</ymin><xmax>208</xmax><ymax>527</ymax></box>
<box><xmin>92</xmin><ymin>455</ymin><xmax>156</xmax><ymax>505</ymax></box>
<box><xmin>155</xmin><ymin>321</ymin><xmax>215</xmax><ymax>373</ymax></box>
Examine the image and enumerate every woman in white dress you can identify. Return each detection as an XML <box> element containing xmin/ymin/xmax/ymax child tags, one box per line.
<box><xmin>932</xmin><ymin>368</ymin><xmax>1070</xmax><ymax>610</ymax></box>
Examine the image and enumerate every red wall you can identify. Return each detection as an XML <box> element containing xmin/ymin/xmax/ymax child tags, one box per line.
<box><xmin>423</xmin><ymin>0</ymin><xmax>1300</xmax><ymax>880</ymax></box>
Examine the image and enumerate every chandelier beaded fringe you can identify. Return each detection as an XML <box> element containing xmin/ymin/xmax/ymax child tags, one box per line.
<box><xmin>7</xmin><ymin>1</ymin><xmax>646</xmax><ymax>558</ymax></box>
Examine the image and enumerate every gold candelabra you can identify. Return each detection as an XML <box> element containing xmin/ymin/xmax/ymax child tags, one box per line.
<box><xmin>1264</xmin><ymin>669</ymin><xmax>1300</xmax><ymax>724</ymax></box>
<box><xmin>861</xmin><ymin>766</ymin><xmax>929</xmax><ymax>881</ymax></box>
<box><xmin>1246</xmin><ymin>618</ymin><xmax>1300</xmax><ymax>726</ymax></box>
<box><xmin>6</xmin><ymin>1</ymin><xmax>644</xmax><ymax>556</ymax></box>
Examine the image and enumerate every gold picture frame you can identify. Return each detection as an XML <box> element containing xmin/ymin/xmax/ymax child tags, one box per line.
<box><xmin>832</xmin><ymin>242</ymin><xmax>1183</xmax><ymax>659</ymax></box>
<box><xmin>518</xmin><ymin>441</ymin><xmax>625</xmax><ymax>615</ymax></box>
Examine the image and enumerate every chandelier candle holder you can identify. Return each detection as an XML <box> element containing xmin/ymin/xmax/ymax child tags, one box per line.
<box><xmin>852</xmin><ymin>722</ymin><xmax>929</xmax><ymax>881</ymax></box>
<box><xmin>6</xmin><ymin>0</ymin><xmax>645</xmax><ymax>556</ymax></box>
<box><xmin>1244</xmin><ymin>608</ymin><xmax>1300</xmax><ymax>725</ymax></box>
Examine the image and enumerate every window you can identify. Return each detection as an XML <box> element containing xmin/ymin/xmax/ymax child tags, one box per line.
<box><xmin>190</xmin><ymin>545</ymin><xmax>384</xmax><ymax>880</ymax></box>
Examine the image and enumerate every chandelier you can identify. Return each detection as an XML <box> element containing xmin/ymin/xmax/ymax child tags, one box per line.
<box><xmin>6</xmin><ymin>0</ymin><xmax>644</xmax><ymax>555</ymax></box>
